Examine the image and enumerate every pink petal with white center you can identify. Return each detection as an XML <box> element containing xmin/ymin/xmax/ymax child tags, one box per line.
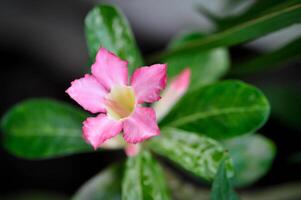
<box><xmin>82</xmin><ymin>114</ymin><xmax>122</xmax><ymax>149</ymax></box>
<box><xmin>125</xmin><ymin>143</ymin><xmax>141</xmax><ymax>157</ymax></box>
<box><xmin>153</xmin><ymin>68</ymin><xmax>191</xmax><ymax>121</ymax></box>
<box><xmin>130</xmin><ymin>64</ymin><xmax>167</xmax><ymax>103</ymax></box>
<box><xmin>101</xmin><ymin>135</ymin><xmax>125</xmax><ymax>149</ymax></box>
<box><xmin>123</xmin><ymin>107</ymin><xmax>160</xmax><ymax>143</ymax></box>
<box><xmin>66</xmin><ymin>74</ymin><xmax>107</xmax><ymax>113</ymax></box>
<box><xmin>92</xmin><ymin>48</ymin><xmax>128</xmax><ymax>90</ymax></box>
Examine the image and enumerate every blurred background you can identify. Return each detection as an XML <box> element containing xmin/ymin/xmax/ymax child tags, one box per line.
<box><xmin>1</xmin><ymin>0</ymin><xmax>301</xmax><ymax>199</ymax></box>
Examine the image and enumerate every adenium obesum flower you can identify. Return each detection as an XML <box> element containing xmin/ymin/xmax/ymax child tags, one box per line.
<box><xmin>153</xmin><ymin>68</ymin><xmax>190</xmax><ymax>121</ymax></box>
<box><xmin>66</xmin><ymin>48</ymin><xmax>167</xmax><ymax>151</ymax></box>
<box><xmin>103</xmin><ymin>67</ymin><xmax>190</xmax><ymax>156</ymax></box>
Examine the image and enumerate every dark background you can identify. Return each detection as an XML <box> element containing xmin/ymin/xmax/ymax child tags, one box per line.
<box><xmin>1</xmin><ymin>0</ymin><xmax>301</xmax><ymax>197</ymax></box>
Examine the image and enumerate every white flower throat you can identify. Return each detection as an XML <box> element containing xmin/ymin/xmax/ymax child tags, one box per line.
<box><xmin>105</xmin><ymin>85</ymin><xmax>136</xmax><ymax>120</ymax></box>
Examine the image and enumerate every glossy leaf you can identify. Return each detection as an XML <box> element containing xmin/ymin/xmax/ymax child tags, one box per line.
<box><xmin>164</xmin><ymin>167</ymin><xmax>211</xmax><ymax>200</ymax></box>
<box><xmin>1</xmin><ymin>99</ymin><xmax>91</xmax><ymax>159</ymax></box>
<box><xmin>72</xmin><ymin>164</ymin><xmax>122</xmax><ymax>200</ymax></box>
<box><xmin>230</xmin><ymin>36</ymin><xmax>301</xmax><ymax>76</ymax></box>
<box><xmin>164</xmin><ymin>32</ymin><xmax>229</xmax><ymax>90</ymax></box>
<box><xmin>223</xmin><ymin>134</ymin><xmax>276</xmax><ymax>187</ymax></box>
<box><xmin>85</xmin><ymin>5</ymin><xmax>143</xmax><ymax>72</ymax></box>
<box><xmin>122</xmin><ymin>150</ymin><xmax>170</xmax><ymax>200</ymax></box>
<box><xmin>148</xmin><ymin>128</ymin><xmax>234</xmax><ymax>181</ymax></box>
<box><xmin>160</xmin><ymin>81</ymin><xmax>270</xmax><ymax>139</ymax></box>
<box><xmin>210</xmin><ymin>0</ymin><xmax>290</xmax><ymax>30</ymax></box>
<box><xmin>151</xmin><ymin>1</ymin><xmax>301</xmax><ymax>61</ymax></box>
<box><xmin>210</xmin><ymin>160</ymin><xmax>240</xmax><ymax>200</ymax></box>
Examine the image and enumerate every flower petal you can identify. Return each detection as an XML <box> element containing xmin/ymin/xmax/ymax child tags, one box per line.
<box><xmin>153</xmin><ymin>68</ymin><xmax>191</xmax><ymax>121</ymax></box>
<box><xmin>82</xmin><ymin>114</ymin><xmax>122</xmax><ymax>149</ymax></box>
<box><xmin>101</xmin><ymin>135</ymin><xmax>125</xmax><ymax>149</ymax></box>
<box><xmin>92</xmin><ymin>48</ymin><xmax>128</xmax><ymax>90</ymax></box>
<box><xmin>125</xmin><ymin>143</ymin><xmax>141</xmax><ymax>157</ymax></box>
<box><xmin>130</xmin><ymin>64</ymin><xmax>167</xmax><ymax>103</ymax></box>
<box><xmin>123</xmin><ymin>107</ymin><xmax>160</xmax><ymax>143</ymax></box>
<box><xmin>66</xmin><ymin>74</ymin><xmax>107</xmax><ymax>113</ymax></box>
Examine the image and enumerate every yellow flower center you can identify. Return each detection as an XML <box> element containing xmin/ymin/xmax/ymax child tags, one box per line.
<box><xmin>105</xmin><ymin>85</ymin><xmax>136</xmax><ymax>120</ymax></box>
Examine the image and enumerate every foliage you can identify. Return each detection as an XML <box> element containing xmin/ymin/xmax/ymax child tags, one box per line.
<box><xmin>148</xmin><ymin>128</ymin><xmax>234</xmax><ymax>181</ymax></box>
<box><xmin>122</xmin><ymin>151</ymin><xmax>170</xmax><ymax>200</ymax></box>
<box><xmin>223</xmin><ymin>134</ymin><xmax>276</xmax><ymax>187</ymax></box>
<box><xmin>85</xmin><ymin>5</ymin><xmax>143</xmax><ymax>72</ymax></box>
<box><xmin>210</xmin><ymin>160</ymin><xmax>240</xmax><ymax>200</ymax></box>
<box><xmin>5</xmin><ymin>0</ymin><xmax>301</xmax><ymax>198</ymax></box>
<box><xmin>160</xmin><ymin>80</ymin><xmax>270</xmax><ymax>139</ymax></box>
<box><xmin>230</xmin><ymin>36</ymin><xmax>301</xmax><ymax>76</ymax></box>
<box><xmin>1</xmin><ymin>99</ymin><xmax>91</xmax><ymax>159</ymax></box>
<box><xmin>72</xmin><ymin>164</ymin><xmax>123</xmax><ymax>200</ymax></box>
<box><xmin>164</xmin><ymin>32</ymin><xmax>230</xmax><ymax>90</ymax></box>
<box><xmin>150</xmin><ymin>0</ymin><xmax>301</xmax><ymax>61</ymax></box>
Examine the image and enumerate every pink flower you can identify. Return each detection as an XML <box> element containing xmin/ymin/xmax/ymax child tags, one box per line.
<box><xmin>125</xmin><ymin>143</ymin><xmax>141</xmax><ymax>157</ymax></box>
<box><xmin>153</xmin><ymin>68</ymin><xmax>191</xmax><ymax>121</ymax></box>
<box><xmin>66</xmin><ymin>48</ymin><xmax>167</xmax><ymax>150</ymax></box>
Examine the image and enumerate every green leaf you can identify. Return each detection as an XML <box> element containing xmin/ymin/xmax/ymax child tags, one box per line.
<box><xmin>85</xmin><ymin>5</ymin><xmax>143</xmax><ymax>72</ymax></box>
<box><xmin>1</xmin><ymin>99</ymin><xmax>91</xmax><ymax>159</ymax></box>
<box><xmin>122</xmin><ymin>150</ymin><xmax>170</xmax><ymax>200</ymax></box>
<box><xmin>210</xmin><ymin>0</ymin><xmax>289</xmax><ymax>30</ymax></box>
<box><xmin>262</xmin><ymin>85</ymin><xmax>301</xmax><ymax>131</ymax></box>
<box><xmin>72</xmin><ymin>164</ymin><xmax>122</xmax><ymax>200</ymax></box>
<box><xmin>164</xmin><ymin>32</ymin><xmax>230</xmax><ymax>90</ymax></box>
<box><xmin>160</xmin><ymin>80</ymin><xmax>270</xmax><ymax>139</ymax></box>
<box><xmin>148</xmin><ymin>128</ymin><xmax>234</xmax><ymax>181</ymax></box>
<box><xmin>164</xmin><ymin>167</ymin><xmax>211</xmax><ymax>200</ymax></box>
<box><xmin>223</xmin><ymin>134</ymin><xmax>276</xmax><ymax>187</ymax></box>
<box><xmin>230</xmin><ymin>36</ymin><xmax>301</xmax><ymax>76</ymax></box>
<box><xmin>151</xmin><ymin>1</ymin><xmax>301</xmax><ymax>61</ymax></box>
<box><xmin>210</xmin><ymin>160</ymin><xmax>240</xmax><ymax>200</ymax></box>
